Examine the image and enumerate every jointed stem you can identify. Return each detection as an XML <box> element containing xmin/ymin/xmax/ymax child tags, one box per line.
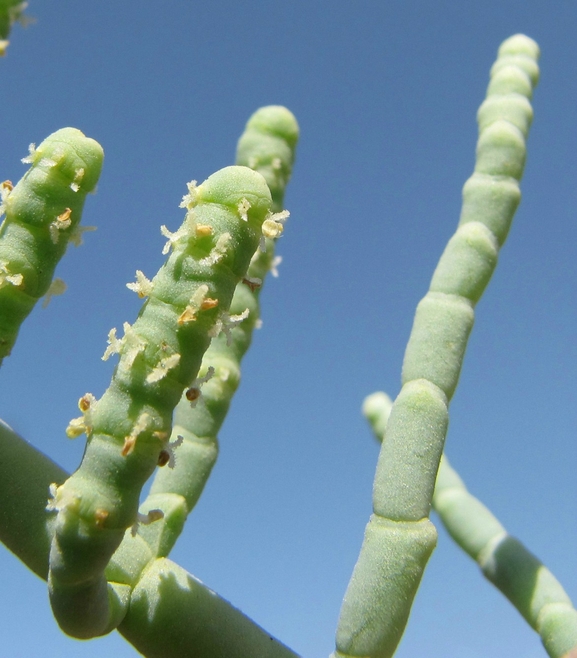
<box><xmin>47</xmin><ymin>166</ymin><xmax>274</xmax><ymax>638</ymax></box>
<box><xmin>333</xmin><ymin>34</ymin><xmax>540</xmax><ymax>658</ymax></box>
<box><xmin>0</xmin><ymin>421</ymin><xmax>300</xmax><ymax>657</ymax></box>
<box><xmin>133</xmin><ymin>106</ymin><xmax>299</xmax><ymax>558</ymax></box>
<box><xmin>362</xmin><ymin>392</ymin><xmax>577</xmax><ymax>658</ymax></box>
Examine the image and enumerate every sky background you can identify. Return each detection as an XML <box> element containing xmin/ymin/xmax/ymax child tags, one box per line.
<box><xmin>0</xmin><ymin>2</ymin><xmax>575</xmax><ymax>657</ymax></box>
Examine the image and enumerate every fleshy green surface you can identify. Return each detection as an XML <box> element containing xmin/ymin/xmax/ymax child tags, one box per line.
<box><xmin>119</xmin><ymin>558</ymin><xmax>300</xmax><ymax>658</ymax></box>
<box><xmin>0</xmin><ymin>128</ymin><xmax>103</xmax><ymax>362</ymax></box>
<box><xmin>333</xmin><ymin>34</ymin><xmax>540</xmax><ymax>658</ymax></box>
<box><xmin>135</xmin><ymin>106</ymin><xmax>299</xmax><ymax>558</ymax></box>
<box><xmin>47</xmin><ymin>165</ymin><xmax>273</xmax><ymax>638</ymax></box>
<box><xmin>335</xmin><ymin>516</ymin><xmax>437</xmax><ymax>658</ymax></box>
<box><xmin>434</xmin><ymin>456</ymin><xmax>577</xmax><ymax>658</ymax></box>
<box><xmin>0</xmin><ymin>421</ymin><xmax>299</xmax><ymax>656</ymax></box>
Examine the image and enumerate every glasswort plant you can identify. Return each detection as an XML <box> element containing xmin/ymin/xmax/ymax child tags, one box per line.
<box><xmin>0</xmin><ymin>12</ymin><xmax>575</xmax><ymax>658</ymax></box>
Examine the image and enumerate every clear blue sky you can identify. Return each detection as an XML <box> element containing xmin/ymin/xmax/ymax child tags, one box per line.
<box><xmin>1</xmin><ymin>2</ymin><xmax>575</xmax><ymax>656</ymax></box>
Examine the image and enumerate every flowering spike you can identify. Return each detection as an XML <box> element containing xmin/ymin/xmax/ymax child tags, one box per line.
<box><xmin>0</xmin><ymin>128</ymin><xmax>103</xmax><ymax>364</ymax></box>
<box><xmin>141</xmin><ymin>107</ymin><xmax>299</xmax><ymax>566</ymax></box>
<box><xmin>48</xmin><ymin>165</ymin><xmax>273</xmax><ymax>638</ymax></box>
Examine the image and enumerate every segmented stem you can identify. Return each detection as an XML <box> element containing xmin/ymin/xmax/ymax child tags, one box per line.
<box><xmin>0</xmin><ymin>128</ymin><xmax>103</xmax><ymax>364</ymax></box>
<box><xmin>47</xmin><ymin>165</ymin><xmax>273</xmax><ymax>638</ymax></box>
<box><xmin>361</xmin><ymin>393</ymin><xmax>577</xmax><ymax>658</ymax></box>
<box><xmin>132</xmin><ymin>106</ymin><xmax>299</xmax><ymax>558</ymax></box>
<box><xmin>0</xmin><ymin>421</ymin><xmax>300</xmax><ymax>657</ymax></box>
<box><xmin>333</xmin><ymin>34</ymin><xmax>540</xmax><ymax>658</ymax></box>
<box><xmin>434</xmin><ymin>456</ymin><xmax>577</xmax><ymax>658</ymax></box>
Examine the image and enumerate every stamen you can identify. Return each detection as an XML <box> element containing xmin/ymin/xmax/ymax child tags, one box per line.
<box><xmin>238</xmin><ymin>197</ymin><xmax>251</xmax><ymax>221</ymax></box>
<box><xmin>131</xmin><ymin>509</ymin><xmax>164</xmax><ymax>536</ymax></box>
<box><xmin>184</xmin><ymin>366</ymin><xmax>215</xmax><ymax>407</ymax></box>
<box><xmin>179</xmin><ymin>180</ymin><xmax>198</xmax><ymax>211</ymax></box>
<box><xmin>48</xmin><ymin>208</ymin><xmax>73</xmax><ymax>244</ymax></box>
<box><xmin>126</xmin><ymin>270</ymin><xmax>154</xmax><ymax>298</ymax></box>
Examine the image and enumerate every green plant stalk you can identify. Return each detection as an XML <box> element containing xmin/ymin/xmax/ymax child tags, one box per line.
<box><xmin>362</xmin><ymin>392</ymin><xmax>577</xmax><ymax>658</ymax></box>
<box><xmin>0</xmin><ymin>110</ymin><xmax>301</xmax><ymax>654</ymax></box>
<box><xmin>0</xmin><ymin>127</ymin><xmax>103</xmax><ymax>364</ymax></box>
<box><xmin>135</xmin><ymin>105</ymin><xmax>299</xmax><ymax>558</ymax></box>
<box><xmin>434</xmin><ymin>456</ymin><xmax>577</xmax><ymax>658</ymax></box>
<box><xmin>333</xmin><ymin>34</ymin><xmax>540</xmax><ymax>658</ymax></box>
<box><xmin>47</xmin><ymin>165</ymin><xmax>274</xmax><ymax>639</ymax></box>
<box><xmin>0</xmin><ymin>420</ymin><xmax>300</xmax><ymax>657</ymax></box>
<box><xmin>0</xmin><ymin>419</ymin><xmax>66</xmax><ymax>579</ymax></box>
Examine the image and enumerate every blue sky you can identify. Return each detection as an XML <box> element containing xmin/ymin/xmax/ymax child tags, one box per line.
<box><xmin>0</xmin><ymin>2</ymin><xmax>575</xmax><ymax>656</ymax></box>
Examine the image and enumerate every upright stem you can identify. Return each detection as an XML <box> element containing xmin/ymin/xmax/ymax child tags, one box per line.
<box><xmin>333</xmin><ymin>34</ymin><xmax>540</xmax><ymax>658</ymax></box>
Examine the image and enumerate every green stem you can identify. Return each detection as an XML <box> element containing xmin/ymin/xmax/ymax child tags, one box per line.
<box><xmin>47</xmin><ymin>165</ymin><xmax>274</xmax><ymax>638</ymax></box>
<box><xmin>0</xmin><ymin>418</ymin><xmax>66</xmax><ymax>579</ymax></box>
<box><xmin>434</xmin><ymin>456</ymin><xmax>577</xmax><ymax>658</ymax></box>
<box><xmin>134</xmin><ymin>106</ymin><xmax>299</xmax><ymax>558</ymax></box>
<box><xmin>333</xmin><ymin>34</ymin><xmax>540</xmax><ymax>658</ymax></box>
<box><xmin>0</xmin><ymin>128</ymin><xmax>103</xmax><ymax>364</ymax></box>
<box><xmin>0</xmin><ymin>420</ymin><xmax>300</xmax><ymax>657</ymax></box>
<box><xmin>361</xmin><ymin>393</ymin><xmax>577</xmax><ymax>658</ymax></box>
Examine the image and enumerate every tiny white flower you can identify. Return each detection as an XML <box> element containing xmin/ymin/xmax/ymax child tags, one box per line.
<box><xmin>0</xmin><ymin>180</ymin><xmax>13</xmax><ymax>217</ymax></box>
<box><xmin>102</xmin><ymin>327</ymin><xmax>122</xmax><ymax>361</ymax></box>
<box><xmin>65</xmin><ymin>392</ymin><xmax>98</xmax><ymax>438</ymax></box>
<box><xmin>177</xmin><ymin>284</ymin><xmax>212</xmax><ymax>325</ymax></box>
<box><xmin>21</xmin><ymin>143</ymin><xmax>36</xmax><ymax>164</ymax></box>
<box><xmin>38</xmin><ymin>147</ymin><xmax>64</xmax><ymax>170</ymax></box>
<box><xmin>209</xmin><ymin>309</ymin><xmax>249</xmax><ymax>345</ymax></box>
<box><xmin>120</xmin><ymin>323</ymin><xmax>147</xmax><ymax>369</ymax></box>
<box><xmin>237</xmin><ymin>197</ymin><xmax>251</xmax><ymax>222</ymax></box>
<box><xmin>68</xmin><ymin>224</ymin><xmax>96</xmax><ymax>247</ymax></box>
<box><xmin>199</xmin><ymin>232</ymin><xmax>231</xmax><ymax>266</ymax></box>
<box><xmin>243</xmin><ymin>276</ymin><xmax>262</xmax><ymax>292</ymax></box>
<box><xmin>122</xmin><ymin>412</ymin><xmax>153</xmax><ymax>457</ymax></box>
<box><xmin>259</xmin><ymin>211</ymin><xmax>288</xmax><ymax>252</ymax></box>
<box><xmin>46</xmin><ymin>482</ymin><xmax>81</xmax><ymax>515</ymax></box>
<box><xmin>48</xmin><ymin>208</ymin><xmax>72</xmax><ymax>244</ymax></box>
<box><xmin>146</xmin><ymin>352</ymin><xmax>181</xmax><ymax>384</ymax></box>
<box><xmin>179</xmin><ymin>180</ymin><xmax>198</xmax><ymax>211</ymax></box>
<box><xmin>126</xmin><ymin>270</ymin><xmax>154</xmax><ymax>298</ymax></box>
<box><xmin>159</xmin><ymin>434</ymin><xmax>185</xmax><ymax>469</ymax></box>
<box><xmin>160</xmin><ymin>224</ymin><xmax>187</xmax><ymax>255</ymax></box>
<box><xmin>46</xmin><ymin>483</ymin><xmax>59</xmax><ymax>511</ymax></box>
<box><xmin>70</xmin><ymin>168</ymin><xmax>85</xmax><ymax>192</ymax></box>
<box><xmin>0</xmin><ymin>261</ymin><xmax>23</xmax><ymax>289</ymax></box>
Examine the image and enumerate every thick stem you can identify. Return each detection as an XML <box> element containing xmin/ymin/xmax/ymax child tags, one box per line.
<box><xmin>334</xmin><ymin>34</ymin><xmax>540</xmax><ymax>658</ymax></box>
<box><xmin>135</xmin><ymin>106</ymin><xmax>299</xmax><ymax>558</ymax></box>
